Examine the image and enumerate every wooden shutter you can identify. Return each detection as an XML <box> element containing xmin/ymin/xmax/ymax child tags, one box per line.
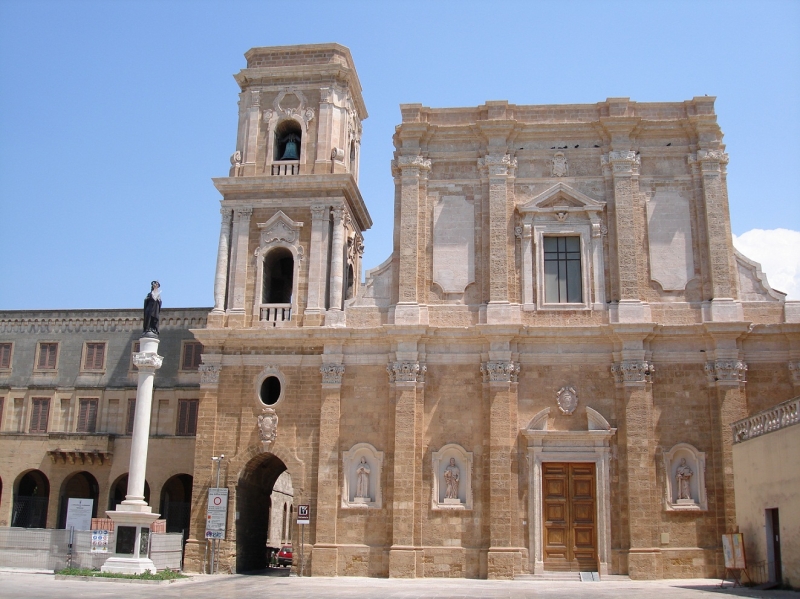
<box><xmin>182</xmin><ymin>342</ymin><xmax>202</xmax><ymax>370</ymax></box>
<box><xmin>77</xmin><ymin>398</ymin><xmax>98</xmax><ymax>433</ymax></box>
<box><xmin>30</xmin><ymin>398</ymin><xmax>50</xmax><ymax>433</ymax></box>
<box><xmin>0</xmin><ymin>343</ymin><xmax>11</xmax><ymax>369</ymax></box>
<box><xmin>38</xmin><ymin>343</ymin><xmax>57</xmax><ymax>369</ymax></box>
<box><xmin>85</xmin><ymin>343</ymin><xmax>105</xmax><ymax>370</ymax></box>
<box><xmin>177</xmin><ymin>399</ymin><xmax>199</xmax><ymax>435</ymax></box>
<box><xmin>126</xmin><ymin>398</ymin><xmax>136</xmax><ymax>434</ymax></box>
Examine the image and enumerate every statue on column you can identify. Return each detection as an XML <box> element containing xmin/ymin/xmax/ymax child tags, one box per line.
<box><xmin>675</xmin><ymin>458</ymin><xmax>694</xmax><ymax>500</ymax></box>
<box><xmin>143</xmin><ymin>281</ymin><xmax>162</xmax><ymax>337</ymax></box>
<box><xmin>355</xmin><ymin>457</ymin><xmax>371</xmax><ymax>499</ymax></box>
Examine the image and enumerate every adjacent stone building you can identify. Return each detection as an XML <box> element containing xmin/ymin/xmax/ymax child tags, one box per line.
<box><xmin>1</xmin><ymin>42</ymin><xmax>798</xmax><ymax>581</ymax></box>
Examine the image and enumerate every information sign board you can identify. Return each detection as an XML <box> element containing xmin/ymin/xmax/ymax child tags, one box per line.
<box><xmin>65</xmin><ymin>498</ymin><xmax>94</xmax><ymax>531</ymax></box>
<box><xmin>297</xmin><ymin>504</ymin><xmax>310</xmax><ymax>524</ymax></box>
<box><xmin>205</xmin><ymin>488</ymin><xmax>229</xmax><ymax>540</ymax></box>
<box><xmin>90</xmin><ymin>530</ymin><xmax>109</xmax><ymax>553</ymax></box>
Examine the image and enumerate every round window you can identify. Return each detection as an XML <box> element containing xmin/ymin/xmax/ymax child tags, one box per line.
<box><xmin>259</xmin><ymin>375</ymin><xmax>282</xmax><ymax>405</ymax></box>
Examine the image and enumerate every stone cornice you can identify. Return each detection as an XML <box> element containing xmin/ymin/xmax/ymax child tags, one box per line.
<box><xmin>213</xmin><ymin>174</ymin><xmax>372</xmax><ymax>231</ymax></box>
<box><xmin>0</xmin><ymin>309</ymin><xmax>209</xmax><ymax>334</ymax></box>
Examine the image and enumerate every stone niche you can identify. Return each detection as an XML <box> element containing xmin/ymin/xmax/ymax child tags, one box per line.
<box><xmin>341</xmin><ymin>442</ymin><xmax>383</xmax><ymax>509</ymax></box>
<box><xmin>663</xmin><ymin>443</ymin><xmax>707</xmax><ymax>512</ymax></box>
<box><xmin>431</xmin><ymin>443</ymin><xmax>473</xmax><ymax>510</ymax></box>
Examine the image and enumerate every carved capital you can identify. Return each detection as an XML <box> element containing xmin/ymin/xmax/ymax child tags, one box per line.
<box><xmin>199</xmin><ymin>363</ymin><xmax>221</xmax><ymax>385</ymax></box>
<box><xmin>705</xmin><ymin>360</ymin><xmax>747</xmax><ymax>385</ymax></box>
<box><xmin>320</xmin><ymin>363</ymin><xmax>345</xmax><ymax>385</ymax></box>
<box><xmin>393</xmin><ymin>155</ymin><xmax>432</xmax><ymax>175</ymax></box>
<box><xmin>602</xmin><ymin>150</ymin><xmax>640</xmax><ymax>175</ymax></box>
<box><xmin>478</xmin><ymin>153</ymin><xmax>517</xmax><ymax>177</ymax></box>
<box><xmin>611</xmin><ymin>360</ymin><xmax>654</xmax><ymax>385</ymax></box>
<box><xmin>235</xmin><ymin>207</ymin><xmax>253</xmax><ymax>220</ymax></box>
<box><xmin>481</xmin><ymin>361</ymin><xmax>520</xmax><ymax>383</ymax></box>
<box><xmin>133</xmin><ymin>351</ymin><xmax>163</xmax><ymax>370</ymax></box>
<box><xmin>331</xmin><ymin>206</ymin><xmax>345</xmax><ymax>226</ymax></box>
<box><xmin>310</xmin><ymin>204</ymin><xmax>328</xmax><ymax>221</ymax></box>
<box><xmin>220</xmin><ymin>208</ymin><xmax>233</xmax><ymax>226</ymax></box>
<box><xmin>387</xmin><ymin>361</ymin><xmax>426</xmax><ymax>383</ymax></box>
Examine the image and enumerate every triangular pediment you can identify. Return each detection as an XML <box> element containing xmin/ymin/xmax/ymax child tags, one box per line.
<box><xmin>519</xmin><ymin>182</ymin><xmax>605</xmax><ymax>213</ymax></box>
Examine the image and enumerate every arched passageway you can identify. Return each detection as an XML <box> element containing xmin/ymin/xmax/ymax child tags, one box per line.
<box><xmin>108</xmin><ymin>474</ymin><xmax>150</xmax><ymax>511</ymax></box>
<box><xmin>58</xmin><ymin>471</ymin><xmax>99</xmax><ymax>528</ymax></box>
<box><xmin>236</xmin><ymin>453</ymin><xmax>287</xmax><ymax>572</ymax></box>
<box><xmin>160</xmin><ymin>474</ymin><xmax>193</xmax><ymax>536</ymax></box>
<box><xmin>12</xmin><ymin>470</ymin><xmax>49</xmax><ymax>528</ymax></box>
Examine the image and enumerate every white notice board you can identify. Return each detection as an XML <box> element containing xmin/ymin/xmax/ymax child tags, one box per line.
<box><xmin>65</xmin><ymin>498</ymin><xmax>94</xmax><ymax>531</ymax></box>
<box><xmin>205</xmin><ymin>488</ymin><xmax>229</xmax><ymax>539</ymax></box>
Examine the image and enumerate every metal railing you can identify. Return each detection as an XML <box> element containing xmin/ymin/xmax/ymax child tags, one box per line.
<box><xmin>732</xmin><ymin>397</ymin><xmax>800</xmax><ymax>444</ymax></box>
<box><xmin>271</xmin><ymin>162</ymin><xmax>300</xmax><ymax>176</ymax></box>
<box><xmin>260</xmin><ymin>304</ymin><xmax>292</xmax><ymax>323</ymax></box>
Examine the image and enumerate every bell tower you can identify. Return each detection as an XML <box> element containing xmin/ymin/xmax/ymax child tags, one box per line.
<box><xmin>208</xmin><ymin>44</ymin><xmax>372</xmax><ymax>329</ymax></box>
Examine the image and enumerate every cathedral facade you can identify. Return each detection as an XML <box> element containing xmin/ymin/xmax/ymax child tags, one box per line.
<box><xmin>183</xmin><ymin>43</ymin><xmax>799</xmax><ymax>579</ymax></box>
<box><xmin>1</xmin><ymin>43</ymin><xmax>798</xmax><ymax>581</ymax></box>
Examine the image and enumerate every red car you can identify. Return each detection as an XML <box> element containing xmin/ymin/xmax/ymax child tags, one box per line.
<box><xmin>277</xmin><ymin>544</ymin><xmax>293</xmax><ymax>567</ymax></box>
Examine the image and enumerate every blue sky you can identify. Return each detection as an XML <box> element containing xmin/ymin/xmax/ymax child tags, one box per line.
<box><xmin>1</xmin><ymin>0</ymin><xmax>798</xmax><ymax>309</ymax></box>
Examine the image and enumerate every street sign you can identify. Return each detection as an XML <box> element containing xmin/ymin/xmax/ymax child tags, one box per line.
<box><xmin>205</xmin><ymin>487</ymin><xmax>229</xmax><ymax>539</ymax></box>
<box><xmin>90</xmin><ymin>530</ymin><xmax>109</xmax><ymax>553</ymax></box>
<box><xmin>297</xmin><ymin>504</ymin><xmax>310</xmax><ymax>524</ymax></box>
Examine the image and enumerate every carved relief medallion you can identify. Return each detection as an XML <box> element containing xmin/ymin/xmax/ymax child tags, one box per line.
<box><xmin>551</xmin><ymin>152</ymin><xmax>568</xmax><ymax>177</ymax></box>
<box><xmin>556</xmin><ymin>386</ymin><xmax>578</xmax><ymax>415</ymax></box>
<box><xmin>258</xmin><ymin>407</ymin><xmax>278</xmax><ymax>448</ymax></box>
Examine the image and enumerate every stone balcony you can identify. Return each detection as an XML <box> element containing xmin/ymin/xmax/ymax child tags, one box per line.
<box><xmin>45</xmin><ymin>433</ymin><xmax>114</xmax><ymax>465</ymax></box>
<box><xmin>732</xmin><ymin>397</ymin><xmax>800</xmax><ymax>444</ymax></box>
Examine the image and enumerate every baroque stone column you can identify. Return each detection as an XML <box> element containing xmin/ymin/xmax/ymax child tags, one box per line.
<box><xmin>387</xmin><ymin>359</ymin><xmax>426</xmax><ymax>577</ymax></box>
<box><xmin>689</xmin><ymin>149</ymin><xmax>741</xmax><ymax>321</ymax></box>
<box><xmin>226</xmin><ymin>207</ymin><xmax>253</xmax><ymax>324</ymax></box>
<box><xmin>212</xmin><ymin>209</ymin><xmax>233</xmax><ymax>315</ymax></box>
<box><xmin>243</xmin><ymin>90</ymin><xmax>260</xmax><ymax>171</ymax></box>
<box><xmin>479</xmin><ymin>153</ymin><xmax>518</xmax><ymax>324</ymax></box>
<box><xmin>312</xmin><ymin>354</ymin><xmax>345</xmax><ymax>576</ymax></box>
<box><xmin>610</xmin><ymin>324</ymin><xmax>659</xmax><ymax>579</ymax></box>
<box><xmin>481</xmin><ymin>358</ymin><xmax>520</xmax><ymax>579</ymax></box>
<box><xmin>304</xmin><ymin>204</ymin><xmax>330</xmax><ymax>324</ymax></box>
<box><xmin>392</xmin><ymin>155</ymin><xmax>430</xmax><ymax>326</ymax></box>
<box><xmin>704</xmin><ymin>324</ymin><xmax>749</xmax><ymax>534</ymax></box>
<box><xmin>328</xmin><ymin>207</ymin><xmax>346</xmax><ymax>312</ymax></box>
<box><xmin>604</xmin><ymin>150</ymin><xmax>648</xmax><ymax>323</ymax></box>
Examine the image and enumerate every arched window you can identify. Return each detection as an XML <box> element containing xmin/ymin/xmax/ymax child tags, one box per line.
<box><xmin>346</xmin><ymin>263</ymin><xmax>355</xmax><ymax>300</ymax></box>
<box><xmin>274</xmin><ymin>120</ymin><xmax>302</xmax><ymax>162</ymax></box>
<box><xmin>262</xmin><ymin>248</ymin><xmax>294</xmax><ymax>304</ymax></box>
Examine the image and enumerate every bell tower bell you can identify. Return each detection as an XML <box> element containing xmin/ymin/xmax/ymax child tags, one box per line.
<box><xmin>208</xmin><ymin>44</ymin><xmax>371</xmax><ymax>329</ymax></box>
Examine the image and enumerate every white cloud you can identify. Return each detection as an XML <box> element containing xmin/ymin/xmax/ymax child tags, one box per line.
<box><xmin>732</xmin><ymin>229</ymin><xmax>800</xmax><ymax>300</ymax></box>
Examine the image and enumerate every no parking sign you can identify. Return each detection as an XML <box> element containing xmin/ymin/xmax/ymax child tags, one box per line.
<box><xmin>205</xmin><ymin>488</ymin><xmax>229</xmax><ymax>539</ymax></box>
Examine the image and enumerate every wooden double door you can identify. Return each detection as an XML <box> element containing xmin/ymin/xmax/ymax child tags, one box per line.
<box><xmin>542</xmin><ymin>462</ymin><xmax>597</xmax><ymax>571</ymax></box>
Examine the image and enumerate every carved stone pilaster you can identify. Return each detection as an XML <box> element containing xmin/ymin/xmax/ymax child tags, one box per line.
<box><xmin>789</xmin><ymin>362</ymin><xmax>800</xmax><ymax>387</ymax></box>
<box><xmin>478</xmin><ymin>153</ymin><xmax>517</xmax><ymax>177</ymax></box>
<box><xmin>611</xmin><ymin>360</ymin><xmax>654</xmax><ymax>385</ymax></box>
<box><xmin>320</xmin><ymin>363</ymin><xmax>345</xmax><ymax>385</ymax></box>
<box><xmin>688</xmin><ymin>149</ymin><xmax>729</xmax><ymax>174</ymax></box>
<box><xmin>387</xmin><ymin>361</ymin><xmax>426</xmax><ymax>383</ymax></box>
<box><xmin>391</xmin><ymin>154</ymin><xmax>432</xmax><ymax>177</ymax></box>
<box><xmin>199</xmin><ymin>363</ymin><xmax>221</xmax><ymax>385</ymax></box>
<box><xmin>602</xmin><ymin>150</ymin><xmax>641</xmax><ymax>175</ymax></box>
<box><xmin>480</xmin><ymin>361</ymin><xmax>520</xmax><ymax>383</ymax></box>
<box><xmin>705</xmin><ymin>360</ymin><xmax>747</xmax><ymax>385</ymax></box>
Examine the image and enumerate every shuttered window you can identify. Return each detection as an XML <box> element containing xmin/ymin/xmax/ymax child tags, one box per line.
<box><xmin>37</xmin><ymin>343</ymin><xmax>58</xmax><ymax>370</ymax></box>
<box><xmin>30</xmin><ymin>397</ymin><xmax>50</xmax><ymax>433</ymax></box>
<box><xmin>0</xmin><ymin>343</ymin><xmax>12</xmax><ymax>369</ymax></box>
<box><xmin>126</xmin><ymin>398</ymin><xmax>136</xmax><ymax>434</ymax></box>
<box><xmin>77</xmin><ymin>398</ymin><xmax>99</xmax><ymax>433</ymax></box>
<box><xmin>176</xmin><ymin>399</ymin><xmax>199</xmax><ymax>436</ymax></box>
<box><xmin>181</xmin><ymin>342</ymin><xmax>203</xmax><ymax>371</ymax></box>
<box><xmin>84</xmin><ymin>343</ymin><xmax>106</xmax><ymax>370</ymax></box>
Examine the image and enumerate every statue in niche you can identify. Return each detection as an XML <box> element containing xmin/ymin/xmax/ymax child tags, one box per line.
<box><xmin>355</xmin><ymin>457</ymin><xmax>371</xmax><ymax>499</ymax></box>
<box><xmin>675</xmin><ymin>458</ymin><xmax>694</xmax><ymax>501</ymax></box>
<box><xmin>143</xmin><ymin>281</ymin><xmax>162</xmax><ymax>337</ymax></box>
<box><xmin>443</xmin><ymin>457</ymin><xmax>460</xmax><ymax>500</ymax></box>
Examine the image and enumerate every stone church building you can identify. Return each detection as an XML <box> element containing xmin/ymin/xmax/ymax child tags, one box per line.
<box><xmin>2</xmin><ymin>43</ymin><xmax>799</xmax><ymax>580</ymax></box>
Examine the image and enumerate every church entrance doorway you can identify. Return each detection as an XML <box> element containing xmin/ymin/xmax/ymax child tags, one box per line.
<box><xmin>542</xmin><ymin>462</ymin><xmax>597</xmax><ymax>572</ymax></box>
<box><xmin>236</xmin><ymin>453</ymin><xmax>287</xmax><ymax>572</ymax></box>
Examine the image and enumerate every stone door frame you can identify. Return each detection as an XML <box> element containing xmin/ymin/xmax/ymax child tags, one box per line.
<box><xmin>524</xmin><ymin>429</ymin><xmax>615</xmax><ymax>575</ymax></box>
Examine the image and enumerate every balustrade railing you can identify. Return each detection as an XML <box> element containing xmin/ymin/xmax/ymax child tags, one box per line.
<box><xmin>271</xmin><ymin>162</ymin><xmax>300</xmax><ymax>175</ymax></box>
<box><xmin>260</xmin><ymin>304</ymin><xmax>292</xmax><ymax>324</ymax></box>
<box><xmin>732</xmin><ymin>397</ymin><xmax>799</xmax><ymax>444</ymax></box>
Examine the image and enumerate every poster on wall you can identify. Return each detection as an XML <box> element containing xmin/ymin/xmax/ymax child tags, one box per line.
<box><xmin>721</xmin><ymin>533</ymin><xmax>746</xmax><ymax>569</ymax></box>
<box><xmin>65</xmin><ymin>498</ymin><xmax>94</xmax><ymax>531</ymax></box>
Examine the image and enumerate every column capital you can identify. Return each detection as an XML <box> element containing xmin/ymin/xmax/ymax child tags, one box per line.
<box><xmin>133</xmin><ymin>351</ymin><xmax>163</xmax><ymax>371</ymax></box>
<box><xmin>235</xmin><ymin>206</ymin><xmax>253</xmax><ymax>220</ymax></box>
<box><xmin>320</xmin><ymin>363</ymin><xmax>345</xmax><ymax>385</ymax></box>
<box><xmin>688</xmin><ymin>149</ymin><xmax>729</xmax><ymax>174</ymax></box>
<box><xmin>611</xmin><ymin>360</ymin><xmax>654</xmax><ymax>386</ymax></box>
<box><xmin>310</xmin><ymin>204</ymin><xmax>328</xmax><ymax>220</ymax></box>
<box><xmin>478</xmin><ymin>153</ymin><xmax>517</xmax><ymax>177</ymax></box>
<box><xmin>602</xmin><ymin>151</ymin><xmax>640</xmax><ymax>175</ymax></box>
<box><xmin>705</xmin><ymin>359</ymin><xmax>747</xmax><ymax>386</ymax></box>
<box><xmin>199</xmin><ymin>363</ymin><xmax>221</xmax><ymax>386</ymax></box>
<box><xmin>392</xmin><ymin>154</ymin><xmax>431</xmax><ymax>178</ymax></box>
<box><xmin>387</xmin><ymin>360</ymin><xmax>426</xmax><ymax>384</ymax></box>
<box><xmin>220</xmin><ymin>208</ymin><xmax>233</xmax><ymax>225</ymax></box>
<box><xmin>481</xmin><ymin>360</ymin><xmax>520</xmax><ymax>383</ymax></box>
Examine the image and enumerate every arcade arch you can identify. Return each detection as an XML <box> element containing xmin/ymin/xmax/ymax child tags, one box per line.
<box><xmin>12</xmin><ymin>470</ymin><xmax>49</xmax><ymax>528</ymax></box>
<box><xmin>58</xmin><ymin>471</ymin><xmax>99</xmax><ymax>528</ymax></box>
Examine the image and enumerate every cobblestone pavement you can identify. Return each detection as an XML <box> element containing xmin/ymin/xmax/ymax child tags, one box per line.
<box><xmin>0</xmin><ymin>571</ymin><xmax>796</xmax><ymax>599</ymax></box>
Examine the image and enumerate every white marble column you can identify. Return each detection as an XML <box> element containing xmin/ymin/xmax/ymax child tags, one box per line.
<box><xmin>102</xmin><ymin>335</ymin><xmax>163</xmax><ymax>574</ymax></box>
<box><xmin>328</xmin><ymin>207</ymin><xmax>345</xmax><ymax>311</ymax></box>
<box><xmin>212</xmin><ymin>209</ymin><xmax>233</xmax><ymax>313</ymax></box>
